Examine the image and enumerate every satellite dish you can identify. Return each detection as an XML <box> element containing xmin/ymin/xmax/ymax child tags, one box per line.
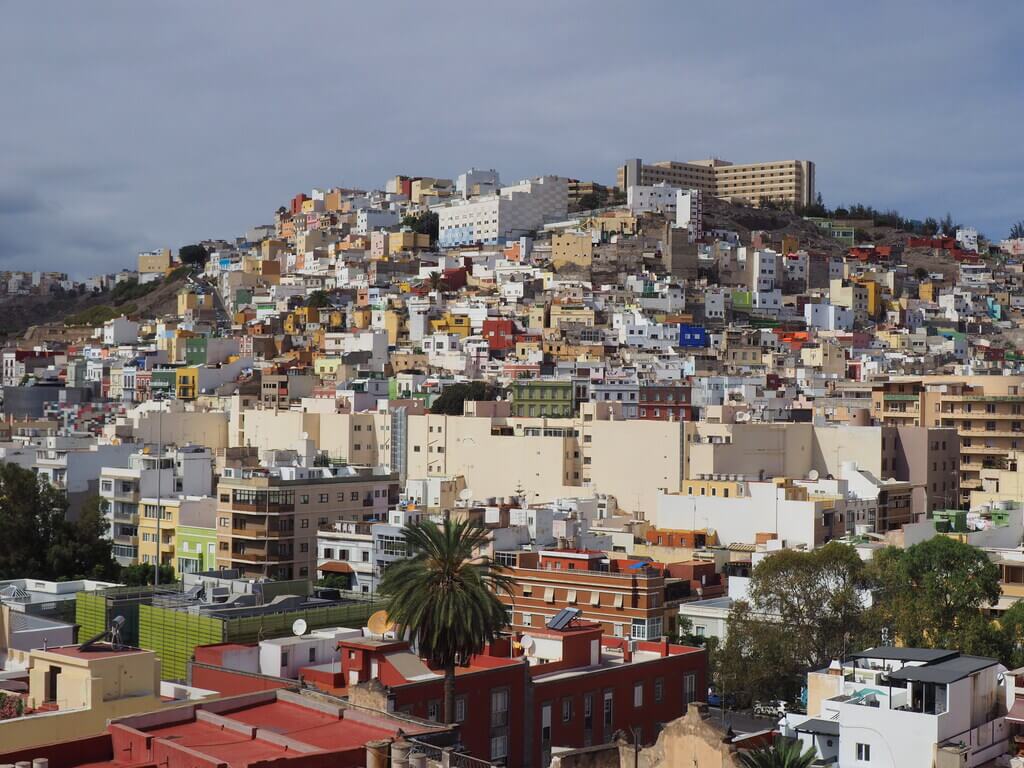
<box><xmin>367</xmin><ymin>610</ymin><xmax>395</xmax><ymax>636</ymax></box>
<box><xmin>292</xmin><ymin>618</ymin><xmax>308</xmax><ymax>637</ymax></box>
<box><xmin>808</xmin><ymin>469</ymin><xmax>819</xmax><ymax>481</ymax></box>
<box><xmin>520</xmin><ymin>634</ymin><xmax>535</xmax><ymax>653</ymax></box>
<box><xmin>459</xmin><ymin>488</ymin><xmax>473</xmax><ymax>501</ymax></box>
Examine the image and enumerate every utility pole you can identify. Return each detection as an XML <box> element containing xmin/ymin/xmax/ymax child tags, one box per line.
<box><xmin>154</xmin><ymin>398</ymin><xmax>163</xmax><ymax>589</ymax></box>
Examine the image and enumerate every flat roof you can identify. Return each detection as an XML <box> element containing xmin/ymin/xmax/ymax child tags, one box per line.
<box><xmin>223</xmin><ymin>700</ymin><xmax>398</xmax><ymax>750</ymax></box>
<box><xmin>795</xmin><ymin>718</ymin><xmax>840</xmax><ymax>737</ymax></box>
<box><xmin>44</xmin><ymin>644</ymin><xmax>148</xmax><ymax>660</ymax></box>
<box><xmin>888</xmin><ymin>655</ymin><xmax>998</xmax><ymax>685</ymax></box>
<box><xmin>850</xmin><ymin>647</ymin><xmax>959</xmax><ymax>664</ymax></box>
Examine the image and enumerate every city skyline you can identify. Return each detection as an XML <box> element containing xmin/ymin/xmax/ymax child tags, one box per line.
<box><xmin>2</xmin><ymin>1</ymin><xmax>1022</xmax><ymax>275</ymax></box>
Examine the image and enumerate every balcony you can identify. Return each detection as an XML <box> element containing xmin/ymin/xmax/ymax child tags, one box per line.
<box><xmin>231</xmin><ymin>501</ymin><xmax>294</xmax><ymax>514</ymax></box>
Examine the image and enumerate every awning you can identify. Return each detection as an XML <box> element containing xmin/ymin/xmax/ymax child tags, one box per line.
<box><xmin>795</xmin><ymin>718</ymin><xmax>840</xmax><ymax>737</ymax></box>
<box><xmin>319</xmin><ymin>561</ymin><xmax>354</xmax><ymax>574</ymax></box>
<box><xmin>1007</xmin><ymin>698</ymin><xmax>1024</xmax><ymax>724</ymax></box>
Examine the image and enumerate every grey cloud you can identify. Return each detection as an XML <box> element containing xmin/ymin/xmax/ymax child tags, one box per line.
<box><xmin>1</xmin><ymin>1</ymin><xmax>1023</xmax><ymax>277</ymax></box>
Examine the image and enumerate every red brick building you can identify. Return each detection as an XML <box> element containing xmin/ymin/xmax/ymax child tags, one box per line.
<box><xmin>638</xmin><ymin>383</ymin><xmax>695</xmax><ymax>421</ymax></box>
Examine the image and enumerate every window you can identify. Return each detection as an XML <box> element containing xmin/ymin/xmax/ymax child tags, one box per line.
<box><xmin>455</xmin><ymin>696</ymin><xmax>466</xmax><ymax>723</ymax></box>
<box><xmin>684</xmin><ymin>673</ymin><xmax>696</xmax><ymax>704</ymax></box>
<box><xmin>319</xmin><ymin>493</ymin><xmax>328</xmax><ymax>503</ymax></box>
<box><xmin>427</xmin><ymin>700</ymin><xmax>440</xmax><ymax>721</ymax></box>
<box><xmin>300</xmin><ymin>543</ymin><xmax>308</xmax><ymax>553</ymax></box>
<box><xmin>654</xmin><ymin>677</ymin><xmax>663</xmax><ymax>702</ymax></box>
<box><xmin>300</xmin><ymin>494</ymin><xmax>309</xmax><ymax>504</ymax></box>
<box><xmin>490</xmin><ymin>734</ymin><xmax>508</xmax><ymax>761</ymax></box>
<box><xmin>491</xmin><ymin>688</ymin><xmax>509</xmax><ymax>727</ymax></box>
<box><xmin>603</xmin><ymin>692</ymin><xmax>613</xmax><ymax>728</ymax></box>
<box><xmin>522</xmin><ymin>613</ymin><xmax>532</xmax><ymax>627</ymax></box>
<box><xmin>351</xmin><ymin>492</ymin><xmax>359</xmax><ymax>501</ymax></box>
<box><xmin>308</xmin><ymin>647</ymin><xmax>316</xmax><ymax>663</ymax></box>
<box><xmin>562</xmin><ymin>698</ymin><xmax>573</xmax><ymax>722</ymax></box>
<box><xmin>633</xmin><ymin>682</ymin><xmax>643</xmax><ymax>707</ymax></box>
<box><xmin>362</xmin><ymin>551</ymin><xmax>370</xmax><ymax>562</ymax></box>
<box><xmin>301</xmin><ymin>519</ymin><xmax>309</xmax><ymax>528</ymax></box>
<box><xmin>281</xmin><ymin>651</ymin><xmax>289</xmax><ymax>667</ymax></box>
<box><xmin>614</xmin><ymin>623</ymin><xmax>624</xmax><ymax>637</ymax></box>
<box><xmin>856</xmin><ymin>743</ymin><xmax>871</xmax><ymax>761</ymax></box>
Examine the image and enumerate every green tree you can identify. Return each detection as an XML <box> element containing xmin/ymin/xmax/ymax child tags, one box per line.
<box><xmin>426</xmin><ymin>271</ymin><xmax>447</xmax><ymax>293</ymax></box>
<box><xmin>914</xmin><ymin>267</ymin><xmax>929</xmax><ymax>281</ymax></box>
<box><xmin>717</xmin><ymin>543</ymin><xmax>869</xmax><ymax>703</ymax></box>
<box><xmin>305</xmin><ymin>290</ymin><xmax>331</xmax><ymax>309</ymax></box>
<box><xmin>178</xmin><ymin>244</ymin><xmax>209</xmax><ymax>266</ymax></box>
<box><xmin>0</xmin><ymin>463</ymin><xmax>66</xmax><ymax>578</ymax></box>
<box><xmin>430</xmin><ymin>381</ymin><xmax>500</xmax><ymax>415</ymax></box>
<box><xmin>868</xmin><ymin>537</ymin><xmax>1000</xmax><ymax>652</ymax></box>
<box><xmin>317</xmin><ymin>573</ymin><xmax>352</xmax><ymax>591</ymax></box>
<box><xmin>738</xmin><ymin>737</ymin><xmax>817</xmax><ymax>768</ymax></box>
<box><xmin>1009</xmin><ymin>221</ymin><xmax>1024</xmax><ymax>240</ymax></box>
<box><xmin>47</xmin><ymin>496</ymin><xmax>120</xmax><ymax>581</ymax></box>
<box><xmin>120</xmin><ymin>563</ymin><xmax>176</xmax><ymax>586</ymax></box>
<box><xmin>379</xmin><ymin>519</ymin><xmax>512</xmax><ymax>724</ymax></box>
<box><xmin>401</xmin><ymin>211</ymin><xmax>439</xmax><ymax>243</ymax></box>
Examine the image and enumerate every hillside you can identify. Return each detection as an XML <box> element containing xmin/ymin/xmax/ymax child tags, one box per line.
<box><xmin>11</xmin><ymin>268</ymin><xmax>189</xmax><ymax>343</ymax></box>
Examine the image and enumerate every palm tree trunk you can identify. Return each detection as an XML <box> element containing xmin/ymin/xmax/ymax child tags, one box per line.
<box><xmin>443</xmin><ymin>663</ymin><xmax>456</xmax><ymax>724</ymax></box>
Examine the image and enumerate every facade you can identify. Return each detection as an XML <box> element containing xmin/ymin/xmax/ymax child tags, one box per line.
<box><xmin>784</xmin><ymin>647</ymin><xmax>1008</xmax><ymax>768</ymax></box>
<box><xmin>498</xmin><ymin>550</ymin><xmax>672</xmax><ymax>641</ymax></box>
<box><xmin>214</xmin><ymin>465</ymin><xmax>396</xmax><ymax>580</ymax></box>
<box><xmin>509</xmin><ymin>378</ymin><xmax>575</xmax><ymax>418</ymax></box>
<box><xmin>435</xmin><ymin>176</ymin><xmax>569</xmax><ymax>248</ymax></box>
<box><xmin>617</xmin><ymin>157</ymin><xmax>815</xmax><ymax>208</ymax></box>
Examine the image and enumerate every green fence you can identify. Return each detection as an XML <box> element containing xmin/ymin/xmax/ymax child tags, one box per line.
<box><xmin>139</xmin><ymin>598</ymin><xmax>378</xmax><ymax>682</ymax></box>
<box><xmin>140</xmin><ymin>604</ymin><xmax>224</xmax><ymax>681</ymax></box>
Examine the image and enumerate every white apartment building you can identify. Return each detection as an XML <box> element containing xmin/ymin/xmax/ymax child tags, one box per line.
<box><xmin>956</xmin><ymin>226</ymin><xmax>979</xmax><ymax>253</ymax></box>
<box><xmin>34</xmin><ymin>437</ymin><xmax>136</xmax><ymax>517</ymax></box>
<box><xmin>435</xmin><ymin>176</ymin><xmax>568</xmax><ymax>248</ymax></box>
<box><xmin>784</xmin><ymin>647</ymin><xmax>1008</xmax><ymax>768</ymax></box>
<box><xmin>626</xmin><ymin>182</ymin><xmax>678</xmax><ymax>215</ymax></box>
<box><xmin>100</xmin><ymin>445</ymin><xmax>214</xmax><ymax>565</ymax></box>
<box><xmin>805</xmin><ymin>302</ymin><xmax>854</xmax><ymax>332</ymax></box>
<box><xmin>317</xmin><ymin>515</ymin><xmax>413</xmax><ymax>593</ymax></box>
<box><xmin>102</xmin><ymin>317</ymin><xmax>140</xmax><ymax>346</ymax></box>
<box><xmin>353</xmin><ymin>209</ymin><xmax>399</xmax><ymax>236</ymax></box>
<box><xmin>456</xmin><ymin>167</ymin><xmax>501</xmax><ymax>198</ymax></box>
<box><xmin>675</xmin><ymin>189</ymin><xmax>703</xmax><ymax>241</ymax></box>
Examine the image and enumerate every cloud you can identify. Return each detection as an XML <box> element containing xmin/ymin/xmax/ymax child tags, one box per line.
<box><xmin>1</xmin><ymin>1</ymin><xmax>1022</xmax><ymax>276</ymax></box>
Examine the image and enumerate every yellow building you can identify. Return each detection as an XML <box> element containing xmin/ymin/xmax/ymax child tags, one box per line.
<box><xmin>177</xmin><ymin>288</ymin><xmax>214</xmax><ymax>317</ymax></box>
<box><xmin>137</xmin><ymin>248</ymin><xmax>172</xmax><ymax>279</ymax></box>
<box><xmin>552</xmin><ymin>232</ymin><xmax>593</xmax><ymax>270</ymax></box>
<box><xmin>388</xmin><ymin>230</ymin><xmax>431</xmax><ymax>255</ymax></box>
<box><xmin>175</xmin><ymin>367</ymin><xmax>199</xmax><ymax>400</ymax></box>
<box><xmin>0</xmin><ymin>644</ymin><xmax>173</xmax><ymax>752</ymax></box>
<box><xmin>430</xmin><ymin>312</ymin><xmax>472</xmax><ymax>338</ymax></box>
<box><xmin>549</xmin><ymin>303</ymin><xmax>596</xmax><ymax>330</ymax></box>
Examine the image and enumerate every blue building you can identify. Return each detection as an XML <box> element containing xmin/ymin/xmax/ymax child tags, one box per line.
<box><xmin>679</xmin><ymin>323</ymin><xmax>709</xmax><ymax>348</ymax></box>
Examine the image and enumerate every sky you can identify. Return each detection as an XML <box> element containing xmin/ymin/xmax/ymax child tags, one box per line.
<box><xmin>1</xmin><ymin>2</ymin><xmax>1022</xmax><ymax>277</ymax></box>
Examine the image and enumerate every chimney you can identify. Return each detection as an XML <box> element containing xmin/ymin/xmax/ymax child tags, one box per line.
<box><xmin>623</xmin><ymin>640</ymin><xmax>633</xmax><ymax>663</ymax></box>
<box><xmin>828</xmin><ymin>659</ymin><xmax>843</xmax><ymax>676</ymax></box>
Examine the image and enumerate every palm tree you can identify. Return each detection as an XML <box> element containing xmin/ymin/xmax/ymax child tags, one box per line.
<box><xmin>1010</xmin><ymin>220</ymin><xmax>1024</xmax><ymax>240</ymax></box>
<box><xmin>737</xmin><ymin>737</ymin><xmax>817</xmax><ymax>768</ymax></box>
<box><xmin>427</xmin><ymin>271</ymin><xmax>447</xmax><ymax>292</ymax></box>
<box><xmin>379</xmin><ymin>518</ymin><xmax>512</xmax><ymax>724</ymax></box>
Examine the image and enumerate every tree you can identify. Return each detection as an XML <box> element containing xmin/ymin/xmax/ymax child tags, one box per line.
<box><xmin>47</xmin><ymin>496</ymin><xmax>120</xmax><ymax>581</ymax></box>
<box><xmin>305</xmin><ymin>290</ymin><xmax>332</xmax><ymax>309</ymax></box>
<box><xmin>402</xmin><ymin>211</ymin><xmax>439</xmax><ymax>243</ymax></box>
<box><xmin>317</xmin><ymin>573</ymin><xmax>352</xmax><ymax>590</ymax></box>
<box><xmin>738</xmin><ymin>737</ymin><xmax>817</xmax><ymax>768</ymax></box>
<box><xmin>379</xmin><ymin>519</ymin><xmax>512</xmax><ymax>724</ymax></box>
<box><xmin>430</xmin><ymin>381</ymin><xmax>500</xmax><ymax>415</ymax></box>
<box><xmin>1010</xmin><ymin>221</ymin><xmax>1024</xmax><ymax>240</ymax></box>
<box><xmin>914</xmin><ymin>267</ymin><xmax>929</xmax><ymax>281</ymax></box>
<box><xmin>867</xmin><ymin>537</ymin><xmax>1000</xmax><ymax>652</ymax></box>
<box><xmin>178</xmin><ymin>244</ymin><xmax>209</xmax><ymax>266</ymax></box>
<box><xmin>120</xmin><ymin>563</ymin><xmax>176</xmax><ymax>586</ymax></box>
<box><xmin>0</xmin><ymin>463</ymin><xmax>72</xmax><ymax>579</ymax></box>
<box><xmin>0</xmin><ymin>468</ymin><xmax>120</xmax><ymax>581</ymax></box>
<box><xmin>426</xmin><ymin>271</ymin><xmax>447</xmax><ymax>293</ymax></box>
<box><xmin>716</xmin><ymin>543</ymin><xmax>869</xmax><ymax>702</ymax></box>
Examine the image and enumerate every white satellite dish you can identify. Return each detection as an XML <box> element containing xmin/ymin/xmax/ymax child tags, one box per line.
<box><xmin>459</xmin><ymin>488</ymin><xmax>473</xmax><ymax>501</ymax></box>
<box><xmin>808</xmin><ymin>469</ymin><xmax>819</xmax><ymax>481</ymax></box>
<box><xmin>292</xmin><ymin>618</ymin><xmax>308</xmax><ymax>637</ymax></box>
<box><xmin>520</xmin><ymin>634</ymin><xmax>535</xmax><ymax>653</ymax></box>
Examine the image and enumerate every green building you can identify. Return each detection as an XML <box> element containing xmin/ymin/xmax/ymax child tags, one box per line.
<box><xmin>76</xmin><ymin>583</ymin><xmax>378</xmax><ymax>681</ymax></box>
<box><xmin>175</xmin><ymin>524</ymin><xmax>218</xmax><ymax>575</ymax></box>
<box><xmin>508</xmin><ymin>379</ymin><xmax>574</xmax><ymax>418</ymax></box>
<box><xmin>184</xmin><ymin>337</ymin><xmax>210</xmax><ymax>366</ymax></box>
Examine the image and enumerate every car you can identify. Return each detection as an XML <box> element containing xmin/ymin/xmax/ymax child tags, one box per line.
<box><xmin>752</xmin><ymin>699</ymin><xmax>787</xmax><ymax>718</ymax></box>
<box><xmin>706</xmin><ymin>689</ymin><xmax>736</xmax><ymax>708</ymax></box>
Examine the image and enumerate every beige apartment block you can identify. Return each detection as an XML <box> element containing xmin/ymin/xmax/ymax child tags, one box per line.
<box><xmin>873</xmin><ymin>376</ymin><xmax>1024</xmax><ymax>505</ymax></box>
<box><xmin>405</xmin><ymin>406</ymin><xmax>685</xmax><ymax>516</ymax></box>
<box><xmin>215</xmin><ymin>468</ymin><xmax>395</xmax><ymax>580</ymax></box>
<box><xmin>616</xmin><ymin>157</ymin><xmax>815</xmax><ymax>208</ymax></box>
